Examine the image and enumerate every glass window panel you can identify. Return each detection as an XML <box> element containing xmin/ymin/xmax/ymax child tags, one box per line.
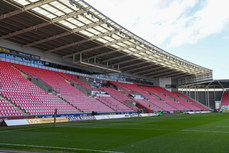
<box><xmin>32</xmin><ymin>7</ymin><xmax>57</xmax><ymax>19</ymax></box>
<box><xmin>111</xmin><ymin>34</ymin><xmax>121</xmax><ymax>39</ymax></box>
<box><xmin>79</xmin><ymin>30</ymin><xmax>94</xmax><ymax>37</ymax></box>
<box><xmin>94</xmin><ymin>25</ymin><xmax>106</xmax><ymax>32</ymax></box>
<box><xmin>110</xmin><ymin>44</ymin><xmax>120</xmax><ymax>48</ymax></box>
<box><xmin>66</xmin><ymin>18</ymin><xmax>84</xmax><ymax>27</ymax></box>
<box><xmin>96</xmin><ymin>38</ymin><xmax>108</xmax><ymax>43</ymax></box>
<box><xmin>77</xmin><ymin>16</ymin><xmax>92</xmax><ymax>24</ymax></box>
<box><xmin>41</xmin><ymin>4</ymin><xmax>64</xmax><ymax>16</ymax></box>
<box><xmin>29</xmin><ymin>0</ymin><xmax>39</xmax><ymax>2</ymax></box>
<box><xmin>102</xmin><ymin>36</ymin><xmax>114</xmax><ymax>41</ymax></box>
<box><xmin>58</xmin><ymin>20</ymin><xmax>77</xmax><ymax>29</ymax></box>
<box><xmin>123</xmin><ymin>50</ymin><xmax>131</xmax><ymax>53</ymax></box>
<box><xmin>124</xmin><ymin>41</ymin><xmax>133</xmax><ymax>45</ymax></box>
<box><xmin>117</xmin><ymin>43</ymin><xmax>126</xmax><ymax>47</ymax></box>
<box><xmin>87</xmin><ymin>28</ymin><xmax>100</xmax><ymax>35</ymax></box>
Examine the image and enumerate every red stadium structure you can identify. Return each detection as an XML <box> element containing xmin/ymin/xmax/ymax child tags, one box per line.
<box><xmin>1</xmin><ymin>0</ymin><xmax>223</xmax><ymax>122</ymax></box>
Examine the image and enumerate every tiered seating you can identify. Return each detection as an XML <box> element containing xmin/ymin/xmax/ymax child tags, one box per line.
<box><xmin>105</xmin><ymin>82</ymin><xmax>162</xmax><ymax>112</ymax></box>
<box><xmin>140</xmin><ymin>86</ymin><xmax>186</xmax><ymax>111</ymax></box>
<box><xmin>60</xmin><ymin>72</ymin><xmax>99</xmax><ymax>91</ymax></box>
<box><xmin>222</xmin><ymin>92</ymin><xmax>229</xmax><ymax>105</ymax></box>
<box><xmin>173</xmin><ymin>94</ymin><xmax>202</xmax><ymax>111</ymax></box>
<box><xmin>173</xmin><ymin>92</ymin><xmax>209</xmax><ymax>110</ymax></box>
<box><xmin>0</xmin><ymin>61</ymin><xmax>78</xmax><ymax>115</ymax></box>
<box><xmin>110</xmin><ymin>81</ymin><xmax>133</xmax><ymax>95</ymax></box>
<box><xmin>156</xmin><ymin>88</ymin><xmax>201</xmax><ymax>110</ymax></box>
<box><xmin>134</xmin><ymin>99</ymin><xmax>161</xmax><ymax>112</ymax></box>
<box><xmin>59</xmin><ymin>73</ymin><xmax>133</xmax><ymax>112</ymax></box>
<box><xmin>4</xmin><ymin>92</ymin><xmax>77</xmax><ymax>115</ymax></box>
<box><xmin>0</xmin><ymin>98</ymin><xmax>23</xmax><ymax>116</ymax></box>
<box><xmin>15</xmin><ymin>64</ymin><xmax>113</xmax><ymax>113</ymax></box>
<box><xmin>0</xmin><ymin>59</ymin><xmax>210</xmax><ymax>116</ymax></box>
<box><xmin>97</xmin><ymin>96</ymin><xmax>131</xmax><ymax>112</ymax></box>
<box><xmin>120</xmin><ymin>83</ymin><xmax>176</xmax><ymax>111</ymax></box>
<box><xmin>150</xmin><ymin>87</ymin><xmax>189</xmax><ymax>111</ymax></box>
<box><xmin>101</xmin><ymin>87</ymin><xmax>134</xmax><ymax>111</ymax></box>
<box><xmin>154</xmin><ymin>87</ymin><xmax>191</xmax><ymax>109</ymax></box>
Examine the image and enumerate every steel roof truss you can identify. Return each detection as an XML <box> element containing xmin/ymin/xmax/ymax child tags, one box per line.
<box><xmin>172</xmin><ymin>73</ymin><xmax>193</xmax><ymax>79</ymax></box>
<box><xmin>44</xmin><ymin>22</ymin><xmax>110</xmax><ymax>53</ymax></box>
<box><xmin>146</xmin><ymin>69</ymin><xmax>177</xmax><ymax>77</ymax></box>
<box><xmin>86</xmin><ymin>43</ymin><xmax>140</xmax><ymax>61</ymax></box>
<box><xmin>0</xmin><ymin>0</ymin><xmax>55</xmax><ymax>20</ymax></box>
<box><xmin>0</xmin><ymin>9</ymin><xmax>86</xmax><ymax>40</ymax></box>
<box><xmin>109</xmin><ymin>58</ymin><xmax>137</xmax><ymax>66</ymax></box>
<box><xmin>120</xmin><ymin>61</ymin><xmax>146</xmax><ymax>70</ymax></box>
<box><xmin>154</xmin><ymin>72</ymin><xmax>186</xmax><ymax>78</ymax></box>
<box><xmin>143</xmin><ymin>68</ymin><xmax>172</xmax><ymax>77</ymax></box>
<box><xmin>135</xmin><ymin>66</ymin><xmax>164</xmax><ymax>75</ymax></box>
<box><xmin>63</xmin><ymin>37</ymin><xmax>129</xmax><ymax>58</ymax></box>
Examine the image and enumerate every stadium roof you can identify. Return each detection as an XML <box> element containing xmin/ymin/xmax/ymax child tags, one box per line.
<box><xmin>180</xmin><ymin>80</ymin><xmax>229</xmax><ymax>89</ymax></box>
<box><xmin>0</xmin><ymin>0</ymin><xmax>212</xmax><ymax>79</ymax></box>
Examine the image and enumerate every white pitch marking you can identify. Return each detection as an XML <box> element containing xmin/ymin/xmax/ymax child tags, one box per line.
<box><xmin>0</xmin><ymin>143</ymin><xmax>124</xmax><ymax>153</ymax></box>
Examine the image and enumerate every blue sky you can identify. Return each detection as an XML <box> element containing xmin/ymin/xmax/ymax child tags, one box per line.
<box><xmin>84</xmin><ymin>0</ymin><xmax>229</xmax><ymax>79</ymax></box>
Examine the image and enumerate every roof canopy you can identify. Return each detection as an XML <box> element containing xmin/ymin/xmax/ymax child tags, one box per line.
<box><xmin>0</xmin><ymin>0</ymin><xmax>212</xmax><ymax>80</ymax></box>
<box><xmin>180</xmin><ymin>80</ymin><xmax>229</xmax><ymax>89</ymax></box>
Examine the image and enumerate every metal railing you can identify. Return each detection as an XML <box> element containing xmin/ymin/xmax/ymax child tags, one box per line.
<box><xmin>178</xmin><ymin>72</ymin><xmax>213</xmax><ymax>86</ymax></box>
<box><xmin>28</xmin><ymin>74</ymin><xmax>53</xmax><ymax>93</ymax></box>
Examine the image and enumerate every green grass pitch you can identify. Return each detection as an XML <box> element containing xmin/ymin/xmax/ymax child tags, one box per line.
<box><xmin>1</xmin><ymin>113</ymin><xmax>229</xmax><ymax>153</ymax></box>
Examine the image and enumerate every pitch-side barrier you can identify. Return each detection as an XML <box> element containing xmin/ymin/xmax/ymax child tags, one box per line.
<box><xmin>1</xmin><ymin>113</ymin><xmax>159</xmax><ymax>126</ymax></box>
<box><xmin>1</xmin><ymin>111</ymin><xmax>211</xmax><ymax>127</ymax></box>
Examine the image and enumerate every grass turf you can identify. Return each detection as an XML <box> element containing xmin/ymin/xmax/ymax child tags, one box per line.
<box><xmin>0</xmin><ymin>113</ymin><xmax>229</xmax><ymax>153</ymax></box>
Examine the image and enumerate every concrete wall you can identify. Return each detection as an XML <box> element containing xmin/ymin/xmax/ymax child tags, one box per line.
<box><xmin>159</xmin><ymin>78</ymin><xmax>171</xmax><ymax>91</ymax></box>
<box><xmin>171</xmin><ymin>79</ymin><xmax>178</xmax><ymax>92</ymax></box>
<box><xmin>157</xmin><ymin>77</ymin><xmax>179</xmax><ymax>92</ymax></box>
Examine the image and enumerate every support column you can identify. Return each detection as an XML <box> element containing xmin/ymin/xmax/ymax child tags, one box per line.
<box><xmin>196</xmin><ymin>88</ymin><xmax>199</xmax><ymax>102</ymax></box>
<box><xmin>207</xmin><ymin>88</ymin><xmax>210</xmax><ymax>108</ymax></box>
<box><xmin>205</xmin><ymin>88</ymin><xmax>207</xmax><ymax>106</ymax></box>
<box><xmin>194</xmin><ymin>87</ymin><xmax>197</xmax><ymax>101</ymax></box>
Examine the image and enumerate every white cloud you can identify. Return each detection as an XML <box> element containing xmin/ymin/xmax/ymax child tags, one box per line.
<box><xmin>84</xmin><ymin>0</ymin><xmax>229</xmax><ymax>48</ymax></box>
<box><xmin>170</xmin><ymin>0</ymin><xmax>229</xmax><ymax>47</ymax></box>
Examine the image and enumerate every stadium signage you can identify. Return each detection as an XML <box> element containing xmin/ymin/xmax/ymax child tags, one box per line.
<box><xmin>186</xmin><ymin>111</ymin><xmax>211</xmax><ymax>114</ymax></box>
<box><xmin>66</xmin><ymin>116</ymin><xmax>82</xmax><ymax>121</ymax></box>
<box><xmin>0</xmin><ymin>47</ymin><xmax>10</xmax><ymax>53</ymax></box>
<box><xmin>2</xmin><ymin>113</ymin><xmax>160</xmax><ymax>126</ymax></box>
<box><xmin>0</xmin><ymin>46</ymin><xmax>40</xmax><ymax>60</ymax></box>
<box><xmin>39</xmin><ymin>113</ymin><xmax>88</xmax><ymax>118</ymax></box>
<box><xmin>140</xmin><ymin>113</ymin><xmax>159</xmax><ymax>117</ymax></box>
<box><xmin>2</xmin><ymin>117</ymin><xmax>69</xmax><ymax>126</ymax></box>
<box><xmin>66</xmin><ymin>116</ymin><xmax>96</xmax><ymax>122</ymax></box>
<box><xmin>27</xmin><ymin>119</ymin><xmax>41</xmax><ymax>124</ymax></box>
<box><xmin>3</xmin><ymin>119</ymin><xmax>29</xmax><ymax>126</ymax></box>
<box><xmin>221</xmin><ymin>105</ymin><xmax>229</xmax><ymax>112</ymax></box>
<box><xmin>0</xmin><ymin>116</ymin><xmax>33</xmax><ymax>125</ymax></box>
<box><xmin>81</xmin><ymin>116</ymin><xmax>96</xmax><ymax>121</ymax></box>
<box><xmin>26</xmin><ymin>117</ymin><xmax>68</xmax><ymax>124</ymax></box>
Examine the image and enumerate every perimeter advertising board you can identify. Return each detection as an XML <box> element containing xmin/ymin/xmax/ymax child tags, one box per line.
<box><xmin>0</xmin><ymin>115</ymin><xmax>33</xmax><ymax>125</ymax></box>
<box><xmin>2</xmin><ymin>113</ymin><xmax>160</xmax><ymax>126</ymax></box>
<box><xmin>26</xmin><ymin>117</ymin><xmax>68</xmax><ymax>124</ymax></box>
<box><xmin>221</xmin><ymin>105</ymin><xmax>229</xmax><ymax>112</ymax></box>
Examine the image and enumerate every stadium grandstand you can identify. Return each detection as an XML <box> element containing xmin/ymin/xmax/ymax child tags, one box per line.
<box><xmin>1</xmin><ymin>0</ymin><xmax>226</xmax><ymax>121</ymax></box>
<box><xmin>179</xmin><ymin>80</ymin><xmax>229</xmax><ymax>111</ymax></box>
